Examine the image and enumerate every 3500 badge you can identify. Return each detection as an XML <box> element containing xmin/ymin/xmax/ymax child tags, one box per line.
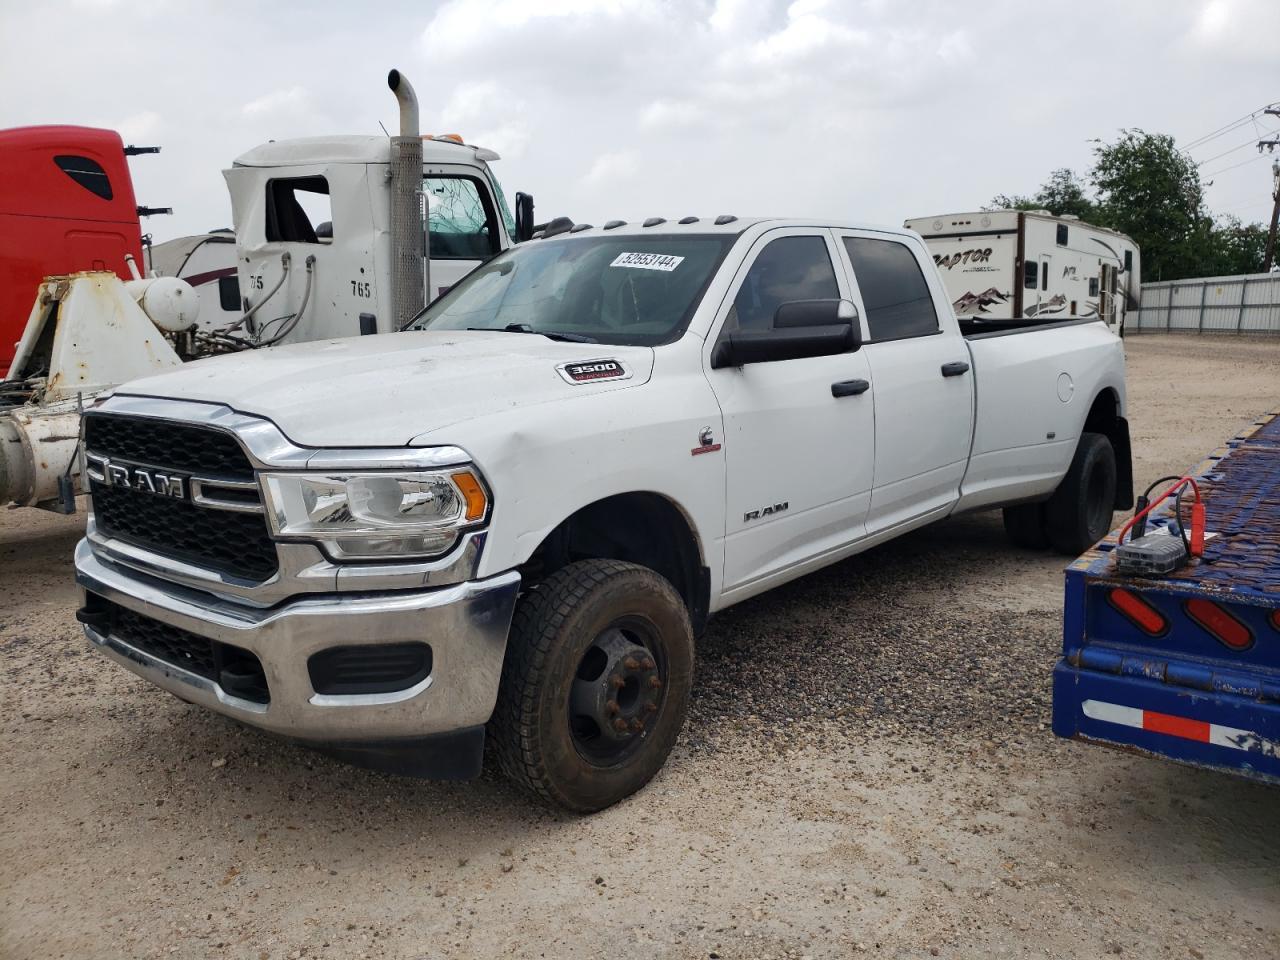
<box><xmin>557</xmin><ymin>359</ymin><xmax>633</xmax><ymax>385</ymax></box>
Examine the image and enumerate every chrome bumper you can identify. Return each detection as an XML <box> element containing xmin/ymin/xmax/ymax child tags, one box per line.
<box><xmin>74</xmin><ymin>539</ymin><xmax>520</xmax><ymax>746</ymax></box>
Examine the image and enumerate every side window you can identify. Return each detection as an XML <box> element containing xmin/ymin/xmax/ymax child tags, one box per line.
<box><xmin>1088</xmin><ymin>277</ymin><xmax>1100</xmax><ymax>297</ymax></box>
<box><xmin>54</xmin><ymin>155</ymin><xmax>112</xmax><ymax>200</ymax></box>
<box><xmin>1056</xmin><ymin>223</ymin><xmax>1068</xmax><ymax>246</ymax></box>
<box><xmin>1124</xmin><ymin>250</ymin><xmax>1133</xmax><ymax>275</ymax></box>
<box><xmin>728</xmin><ymin>235</ymin><xmax>839</xmax><ymax>332</ymax></box>
<box><xmin>1024</xmin><ymin>260</ymin><xmax>1038</xmax><ymax>289</ymax></box>
<box><xmin>843</xmin><ymin>237</ymin><xmax>939</xmax><ymax>341</ymax></box>
<box><xmin>218</xmin><ymin>275</ymin><xmax>241</xmax><ymax>312</ymax></box>
<box><xmin>265</xmin><ymin>177</ymin><xmax>331</xmax><ymax>243</ymax></box>
<box><xmin>425</xmin><ymin>176</ymin><xmax>499</xmax><ymax>260</ymax></box>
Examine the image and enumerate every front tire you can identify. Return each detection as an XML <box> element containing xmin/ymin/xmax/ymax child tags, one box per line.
<box><xmin>1044</xmin><ymin>432</ymin><xmax>1116</xmax><ymax>555</ymax></box>
<box><xmin>491</xmin><ymin>559</ymin><xmax>694</xmax><ymax>813</ymax></box>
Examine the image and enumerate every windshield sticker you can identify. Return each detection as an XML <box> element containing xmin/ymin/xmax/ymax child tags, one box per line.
<box><xmin>557</xmin><ymin>359</ymin><xmax>633</xmax><ymax>385</ymax></box>
<box><xmin>610</xmin><ymin>252</ymin><xmax>685</xmax><ymax>272</ymax></box>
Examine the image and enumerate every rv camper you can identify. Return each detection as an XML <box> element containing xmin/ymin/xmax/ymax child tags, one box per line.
<box><xmin>904</xmin><ymin>210</ymin><xmax>1140</xmax><ymax>335</ymax></box>
<box><xmin>145</xmin><ymin>230</ymin><xmax>240</xmax><ymax>329</ymax></box>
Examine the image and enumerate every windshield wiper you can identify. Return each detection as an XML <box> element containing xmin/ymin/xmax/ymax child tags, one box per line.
<box><xmin>467</xmin><ymin>323</ymin><xmax>597</xmax><ymax>343</ymax></box>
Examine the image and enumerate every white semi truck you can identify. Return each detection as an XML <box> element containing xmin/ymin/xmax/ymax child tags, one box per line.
<box><xmin>0</xmin><ymin>70</ymin><xmax>535</xmax><ymax>511</ymax></box>
<box><xmin>904</xmin><ymin>210</ymin><xmax>1140</xmax><ymax>335</ymax></box>
<box><xmin>74</xmin><ymin>215</ymin><xmax>1133</xmax><ymax>811</ymax></box>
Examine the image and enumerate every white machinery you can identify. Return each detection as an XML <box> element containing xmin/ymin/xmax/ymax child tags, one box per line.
<box><xmin>0</xmin><ymin>265</ymin><xmax>193</xmax><ymax>509</ymax></box>
<box><xmin>0</xmin><ymin>69</ymin><xmax>537</xmax><ymax>512</ymax></box>
<box><xmin>904</xmin><ymin>210</ymin><xmax>1140</xmax><ymax>334</ymax></box>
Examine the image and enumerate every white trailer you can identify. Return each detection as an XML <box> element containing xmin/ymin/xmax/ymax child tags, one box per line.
<box><xmin>904</xmin><ymin>210</ymin><xmax>1140</xmax><ymax>334</ymax></box>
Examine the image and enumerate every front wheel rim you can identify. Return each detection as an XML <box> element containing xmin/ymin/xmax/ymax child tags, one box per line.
<box><xmin>567</xmin><ymin>616</ymin><xmax>667</xmax><ymax>765</ymax></box>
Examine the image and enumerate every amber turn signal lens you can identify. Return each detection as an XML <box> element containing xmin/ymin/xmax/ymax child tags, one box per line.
<box><xmin>452</xmin><ymin>471</ymin><xmax>488</xmax><ymax>521</ymax></box>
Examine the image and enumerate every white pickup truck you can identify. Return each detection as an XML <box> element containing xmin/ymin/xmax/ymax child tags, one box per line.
<box><xmin>73</xmin><ymin>216</ymin><xmax>1132</xmax><ymax>811</ymax></box>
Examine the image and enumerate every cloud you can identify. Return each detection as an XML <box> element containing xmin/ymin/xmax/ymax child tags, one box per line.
<box><xmin>2</xmin><ymin>0</ymin><xmax>1276</xmax><ymax>241</ymax></box>
<box><xmin>585</xmin><ymin>151</ymin><xmax>640</xmax><ymax>186</ymax></box>
<box><xmin>241</xmin><ymin>86</ymin><xmax>310</xmax><ymax>118</ymax></box>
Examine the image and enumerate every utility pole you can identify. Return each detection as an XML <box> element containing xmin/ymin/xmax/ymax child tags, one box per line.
<box><xmin>1259</xmin><ymin>107</ymin><xmax>1280</xmax><ymax>272</ymax></box>
<box><xmin>1266</xmin><ymin>160</ymin><xmax>1280</xmax><ymax>273</ymax></box>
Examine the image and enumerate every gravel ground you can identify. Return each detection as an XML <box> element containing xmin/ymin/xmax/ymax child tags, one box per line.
<box><xmin>3</xmin><ymin>333</ymin><xmax>1280</xmax><ymax>959</ymax></box>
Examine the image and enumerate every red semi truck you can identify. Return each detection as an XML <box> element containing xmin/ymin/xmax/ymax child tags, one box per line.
<box><xmin>0</xmin><ymin>125</ymin><xmax>159</xmax><ymax>377</ymax></box>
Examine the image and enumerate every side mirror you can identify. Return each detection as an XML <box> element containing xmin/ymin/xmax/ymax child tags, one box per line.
<box><xmin>514</xmin><ymin>191</ymin><xmax>535</xmax><ymax>243</ymax></box>
<box><xmin>711</xmin><ymin>299</ymin><xmax>860</xmax><ymax>369</ymax></box>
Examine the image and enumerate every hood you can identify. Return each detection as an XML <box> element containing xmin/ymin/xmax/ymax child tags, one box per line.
<box><xmin>115</xmin><ymin>331</ymin><xmax>654</xmax><ymax>447</ymax></box>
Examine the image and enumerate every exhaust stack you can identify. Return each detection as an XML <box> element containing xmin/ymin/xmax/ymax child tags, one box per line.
<box><xmin>387</xmin><ymin>69</ymin><xmax>426</xmax><ymax>330</ymax></box>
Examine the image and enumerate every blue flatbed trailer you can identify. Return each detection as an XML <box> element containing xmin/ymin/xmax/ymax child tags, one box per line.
<box><xmin>1053</xmin><ymin>410</ymin><xmax>1280</xmax><ymax>783</ymax></box>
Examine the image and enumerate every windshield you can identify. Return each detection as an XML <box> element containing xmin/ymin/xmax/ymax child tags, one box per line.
<box><xmin>407</xmin><ymin>234</ymin><xmax>734</xmax><ymax>346</ymax></box>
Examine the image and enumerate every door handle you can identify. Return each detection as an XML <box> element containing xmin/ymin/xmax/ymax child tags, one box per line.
<box><xmin>831</xmin><ymin>379</ymin><xmax>870</xmax><ymax>397</ymax></box>
<box><xmin>940</xmin><ymin>361</ymin><xmax>970</xmax><ymax>378</ymax></box>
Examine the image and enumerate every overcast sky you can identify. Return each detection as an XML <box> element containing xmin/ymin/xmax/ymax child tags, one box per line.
<box><xmin>2</xmin><ymin>0</ymin><xmax>1277</xmax><ymax>243</ymax></box>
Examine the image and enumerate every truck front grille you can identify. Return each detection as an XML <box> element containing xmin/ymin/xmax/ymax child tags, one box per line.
<box><xmin>84</xmin><ymin>414</ymin><xmax>279</xmax><ymax>583</ymax></box>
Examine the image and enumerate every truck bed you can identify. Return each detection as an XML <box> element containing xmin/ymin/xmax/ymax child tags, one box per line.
<box><xmin>958</xmin><ymin>316</ymin><xmax>1106</xmax><ymax>338</ymax></box>
<box><xmin>1052</xmin><ymin>411</ymin><xmax>1280</xmax><ymax>782</ymax></box>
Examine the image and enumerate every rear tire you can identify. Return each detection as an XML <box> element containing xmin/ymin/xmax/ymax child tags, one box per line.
<box><xmin>1002</xmin><ymin>502</ymin><xmax>1049</xmax><ymax>549</ymax></box>
<box><xmin>490</xmin><ymin>559</ymin><xmax>693</xmax><ymax>813</ymax></box>
<box><xmin>1044</xmin><ymin>432</ymin><xmax>1116</xmax><ymax>555</ymax></box>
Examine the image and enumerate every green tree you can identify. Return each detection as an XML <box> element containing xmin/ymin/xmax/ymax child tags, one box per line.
<box><xmin>1197</xmin><ymin>216</ymin><xmax>1268</xmax><ymax>277</ymax></box>
<box><xmin>1089</xmin><ymin>130</ymin><xmax>1206</xmax><ymax>282</ymax></box>
<box><xmin>988</xmin><ymin>129</ymin><xmax>1269</xmax><ymax>281</ymax></box>
<box><xmin>989</xmin><ymin>168</ymin><xmax>1098</xmax><ymax>221</ymax></box>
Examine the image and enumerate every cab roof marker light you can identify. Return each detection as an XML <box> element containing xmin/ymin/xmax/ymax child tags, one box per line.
<box><xmin>642</xmin><ymin>217</ymin><xmax>666</xmax><ymax>228</ymax></box>
<box><xmin>678</xmin><ymin>216</ymin><xmax>699</xmax><ymax>224</ymax></box>
<box><xmin>714</xmin><ymin>214</ymin><xmax>738</xmax><ymax>225</ymax></box>
<box><xmin>1107</xmin><ymin>587</ymin><xmax>1168</xmax><ymax>636</ymax></box>
<box><xmin>1185</xmin><ymin>598</ymin><xmax>1253</xmax><ymax>651</ymax></box>
<box><xmin>603</xmin><ymin>220</ymin><xmax>626</xmax><ymax>230</ymax></box>
<box><xmin>570</xmin><ymin>223</ymin><xmax>593</xmax><ymax>233</ymax></box>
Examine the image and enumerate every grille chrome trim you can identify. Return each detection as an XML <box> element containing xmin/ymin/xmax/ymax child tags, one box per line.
<box><xmin>190</xmin><ymin>477</ymin><xmax>266</xmax><ymax>514</ymax></box>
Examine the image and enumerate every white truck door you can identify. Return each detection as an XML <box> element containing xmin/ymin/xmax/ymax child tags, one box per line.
<box><xmin>705</xmin><ymin>228</ymin><xmax>875</xmax><ymax>595</ymax></box>
<box><xmin>837</xmin><ymin>231</ymin><xmax>974</xmax><ymax>534</ymax></box>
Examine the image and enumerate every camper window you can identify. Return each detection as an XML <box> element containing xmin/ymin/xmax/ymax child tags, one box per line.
<box><xmin>1023</xmin><ymin>260</ymin><xmax>1038</xmax><ymax>289</ymax></box>
<box><xmin>265</xmin><ymin>177</ymin><xmax>332</xmax><ymax>244</ymax></box>
<box><xmin>1056</xmin><ymin>223</ymin><xmax>1068</xmax><ymax>246</ymax></box>
<box><xmin>1089</xmin><ymin>277</ymin><xmax>1099</xmax><ymax>297</ymax></box>
<box><xmin>843</xmin><ymin>237</ymin><xmax>940</xmax><ymax>341</ymax></box>
<box><xmin>424</xmin><ymin>176</ymin><xmax>500</xmax><ymax>260</ymax></box>
<box><xmin>1124</xmin><ymin>250</ymin><xmax>1133</xmax><ymax>275</ymax></box>
<box><xmin>218</xmin><ymin>275</ymin><xmax>241</xmax><ymax>312</ymax></box>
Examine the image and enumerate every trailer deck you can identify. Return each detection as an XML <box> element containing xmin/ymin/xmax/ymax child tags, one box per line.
<box><xmin>1053</xmin><ymin>411</ymin><xmax>1280</xmax><ymax>782</ymax></box>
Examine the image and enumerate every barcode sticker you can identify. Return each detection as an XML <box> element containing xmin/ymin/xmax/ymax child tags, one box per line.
<box><xmin>610</xmin><ymin>252</ymin><xmax>684</xmax><ymax>272</ymax></box>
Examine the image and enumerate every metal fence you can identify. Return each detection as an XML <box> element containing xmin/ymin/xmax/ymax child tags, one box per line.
<box><xmin>1132</xmin><ymin>271</ymin><xmax>1280</xmax><ymax>334</ymax></box>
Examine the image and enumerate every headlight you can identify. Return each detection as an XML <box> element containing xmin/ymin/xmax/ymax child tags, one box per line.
<box><xmin>261</xmin><ymin>469</ymin><xmax>489</xmax><ymax>560</ymax></box>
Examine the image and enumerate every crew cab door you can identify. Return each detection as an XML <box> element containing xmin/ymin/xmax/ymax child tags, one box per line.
<box><xmin>705</xmin><ymin>229</ymin><xmax>875</xmax><ymax>596</ymax></box>
<box><xmin>836</xmin><ymin>231</ymin><xmax>974</xmax><ymax>534</ymax></box>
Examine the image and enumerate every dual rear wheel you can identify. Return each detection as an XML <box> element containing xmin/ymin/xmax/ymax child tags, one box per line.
<box><xmin>1003</xmin><ymin>431</ymin><xmax>1117</xmax><ymax>555</ymax></box>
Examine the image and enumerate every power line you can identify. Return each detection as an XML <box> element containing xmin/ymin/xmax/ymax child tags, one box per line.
<box><xmin>1183</xmin><ymin>102</ymin><xmax>1280</xmax><ymax>151</ymax></box>
<box><xmin>1203</xmin><ymin>153</ymin><xmax>1273</xmax><ymax>180</ymax></box>
<box><xmin>1196</xmin><ymin>127</ymin><xmax>1280</xmax><ymax>167</ymax></box>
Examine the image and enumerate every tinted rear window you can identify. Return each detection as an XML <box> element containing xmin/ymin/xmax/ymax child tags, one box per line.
<box><xmin>843</xmin><ymin>237</ymin><xmax>939</xmax><ymax>341</ymax></box>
